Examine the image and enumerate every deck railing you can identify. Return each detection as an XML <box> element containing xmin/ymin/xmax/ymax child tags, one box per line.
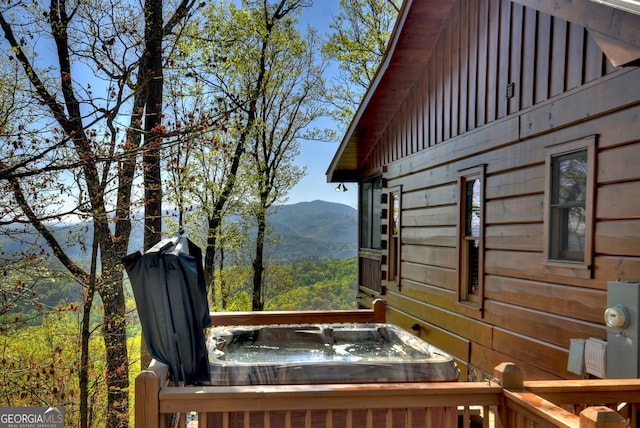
<box><xmin>207</xmin><ymin>298</ymin><xmax>387</xmax><ymax>326</ymax></box>
<box><xmin>135</xmin><ymin>302</ymin><xmax>639</xmax><ymax>428</ymax></box>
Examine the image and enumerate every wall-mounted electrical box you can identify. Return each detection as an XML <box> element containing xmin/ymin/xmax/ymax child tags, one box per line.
<box><xmin>567</xmin><ymin>338</ymin><xmax>585</xmax><ymax>375</ymax></box>
<box><xmin>605</xmin><ymin>281</ymin><xmax>640</xmax><ymax>379</ymax></box>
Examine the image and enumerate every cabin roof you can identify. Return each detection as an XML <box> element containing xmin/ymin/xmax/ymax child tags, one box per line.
<box><xmin>326</xmin><ymin>0</ymin><xmax>640</xmax><ymax>183</ymax></box>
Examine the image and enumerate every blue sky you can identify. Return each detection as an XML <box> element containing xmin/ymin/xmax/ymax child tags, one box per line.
<box><xmin>288</xmin><ymin>0</ymin><xmax>359</xmax><ymax>208</ymax></box>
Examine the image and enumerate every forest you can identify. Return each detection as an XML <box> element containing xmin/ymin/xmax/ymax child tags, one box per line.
<box><xmin>0</xmin><ymin>0</ymin><xmax>400</xmax><ymax>426</ymax></box>
<box><xmin>0</xmin><ymin>256</ymin><xmax>356</xmax><ymax>425</ymax></box>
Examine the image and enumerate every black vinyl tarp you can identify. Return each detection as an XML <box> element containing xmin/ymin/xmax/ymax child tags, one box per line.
<box><xmin>123</xmin><ymin>234</ymin><xmax>211</xmax><ymax>385</ymax></box>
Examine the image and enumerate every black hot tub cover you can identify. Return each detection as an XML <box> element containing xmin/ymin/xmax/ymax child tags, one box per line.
<box><xmin>123</xmin><ymin>233</ymin><xmax>211</xmax><ymax>385</ymax></box>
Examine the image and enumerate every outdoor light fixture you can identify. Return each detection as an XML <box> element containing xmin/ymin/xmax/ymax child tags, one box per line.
<box><xmin>335</xmin><ymin>183</ymin><xmax>348</xmax><ymax>192</ymax></box>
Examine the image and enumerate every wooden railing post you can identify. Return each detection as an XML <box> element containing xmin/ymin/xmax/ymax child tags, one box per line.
<box><xmin>494</xmin><ymin>362</ymin><xmax>523</xmax><ymax>428</ymax></box>
<box><xmin>372</xmin><ymin>298</ymin><xmax>387</xmax><ymax>323</ymax></box>
<box><xmin>494</xmin><ymin>362</ymin><xmax>523</xmax><ymax>390</ymax></box>
<box><xmin>135</xmin><ymin>370</ymin><xmax>160</xmax><ymax>428</ymax></box>
<box><xmin>579</xmin><ymin>406</ymin><xmax>626</xmax><ymax>428</ymax></box>
<box><xmin>135</xmin><ymin>360</ymin><xmax>168</xmax><ymax>428</ymax></box>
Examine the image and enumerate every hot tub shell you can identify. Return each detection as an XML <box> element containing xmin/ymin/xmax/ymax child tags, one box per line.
<box><xmin>206</xmin><ymin>323</ymin><xmax>459</xmax><ymax>385</ymax></box>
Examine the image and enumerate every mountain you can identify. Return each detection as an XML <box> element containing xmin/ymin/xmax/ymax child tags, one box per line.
<box><xmin>267</xmin><ymin>200</ymin><xmax>357</xmax><ymax>261</ymax></box>
<box><xmin>0</xmin><ymin>200</ymin><xmax>358</xmax><ymax>264</ymax></box>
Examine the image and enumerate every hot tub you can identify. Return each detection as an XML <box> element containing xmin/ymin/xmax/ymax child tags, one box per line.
<box><xmin>206</xmin><ymin>323</ymin><xmax>459</xmax><ymax>385</ymax></box>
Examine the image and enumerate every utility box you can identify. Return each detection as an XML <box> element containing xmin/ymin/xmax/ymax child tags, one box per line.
<box><xmin>605</xmin><ymin>281</ymin><xmax>640</xmax><ymax>379</ymax></box>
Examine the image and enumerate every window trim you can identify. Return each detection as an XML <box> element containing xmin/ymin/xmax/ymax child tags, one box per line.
<box><xmin>543</xmin><ymin>136</ymin><xmax>596</xmax><ymax>278</ymax></box>
<box><xmin>457</xmin><ymin>165</ymin><xmax>485</xmax><ymax>306</ymax></box>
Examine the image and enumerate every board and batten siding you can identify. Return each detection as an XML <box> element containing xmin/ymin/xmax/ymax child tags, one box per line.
<box><xmin>362</xmin><ymin>0</ymin><xmax>640</xmax><ymax>381</ymax></box>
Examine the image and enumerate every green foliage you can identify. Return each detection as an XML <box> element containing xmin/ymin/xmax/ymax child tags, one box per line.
<box><xmin>265</xmin><ymin>258</ymin><xmax>358</xmax><ymax>310</ymax></box>
<box><xmin>322</xmin><ymin>0</ymin><xmax>401</xmax><ymax>127</ymax></box>
<box><xmin>0</xmin><ymin>313</ymin><xmax>96</xmax><ymax>425</ymax></box>
<box><xmin>217</xmin><ymin>257</ymin><xmax>358</xmax><ymax>311</ymax></box>
<box><xmin>223</xmin><ymin>291</ymin><xmax>253</xmax><ymax>312</ymax></box>
<box><xmin>209</xmin><ymin>264</ymin><xmax>253</xmax><ymax>312</ymax></box>
<box><xmin>287</xmin><ymin>258</ymin><xmax>358</xmax><ymax>288</ymax></box>
<box><xmin>0</xmin><ymin>270</ymin><xmax>142</xmax><ymax>426</ymax></box>
<box><xmin>169</xmin><ymin>0</ymin><xmax>332</xmax><ymax>311</ymax></box>
<box><xmin>267</xmin><ymin>279</ymin><xmax>357</xmax><ymax>311</ymax></box>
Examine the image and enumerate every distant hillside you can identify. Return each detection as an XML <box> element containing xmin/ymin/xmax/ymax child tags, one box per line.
<box><xmin>267</xmin><ymin>200</ymin><xmax>357</xmax><ymax>261</ymax></box>
<box><xmin>0</xmin><ymin>200</ymin><xmax>358</xmax><ymax>264</ymax></box>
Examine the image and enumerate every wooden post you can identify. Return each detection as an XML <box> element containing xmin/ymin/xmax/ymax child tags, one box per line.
<box><xmin>372</xmin><ymin>299</ymin><xmax>387</xmax><ymax>323</ymax></box>
<box><xmin>494</xmin><ymin>362</ymin><xmax>522</xmax><ymax>428</ymax></box>
<box><xmin>135</xmin><ymin>361</ymin><xmax>168</xmax><ymax>428</ymax></box>
<box><xmin>579</xmin><ymin>406</ymin><xmax>626</xmax><ymax>428</ymax></box>
<box><xmin>494</xmin><ymin>362</ymin><xmax>523</xmax><ymax>390</ymax></box>
<box><xmin>135</xmin><ymin>370</ymin><xmax>160</xmax><ymax>428</ymax></box>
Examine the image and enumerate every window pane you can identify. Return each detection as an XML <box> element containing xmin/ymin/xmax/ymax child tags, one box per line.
<box><xmin>550</xmin><ymin>206</ymin><xmax>586</xmax><ymax>261</ymax></box>
<box><xmin>372</xmin><ymin>179</ymin><xmax>381</xmax><ymax>249</ymax></box>
<box><xmin>554</xmin><ymin>154</ymin><xmax>587</xmax><ymax>205</ymax></box>
<box><xmin>360</xmin><ymin>181</ymin><xmax>372</xmax><ymax>248</ymax></box>
<box><xmin>465</xmin><ymin>178</ymin><xmax>481</xmax><ymax>237</ymax></box>
<box><xmin>359</xmin><ymin>177</ymin><xmax>382</xmax><ymax>250</ymax></box>
<box><xmin>391</xmin><ymin>192</ymin><xmax>400</xmax><ymax>235</ymax></box>
<box><xmin>467</xmin><ymin>239</ymin><xmax>480</xmax><ymax>295</ymax></box>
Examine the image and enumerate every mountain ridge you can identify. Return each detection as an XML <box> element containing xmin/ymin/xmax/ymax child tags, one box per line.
<box><xmin>0</xmin><ymin>200</ymin><xmax>358</xmax><ymax>263</ymax></box>
<box><xmin>267</xmin><ymin>200</ymin><xmax>357</xmax><ymax>261</ymax></box>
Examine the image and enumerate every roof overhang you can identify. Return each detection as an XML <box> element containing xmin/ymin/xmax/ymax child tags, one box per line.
<box><xmin>326</xmin><ymin>0</ymin><xmax>457</xmax><ymax>183</ymax></box>
<box><xmin>326</xmin><ymin>0</ymin><xmax>640</xmax><ymax>183</ymax></box>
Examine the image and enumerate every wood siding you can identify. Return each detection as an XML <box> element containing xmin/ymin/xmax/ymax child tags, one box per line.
<box><xmin>363</xmin><ymin>0</ymin><xmax>640</xmax><ymax>380</ymax></box>
<box><xmin>363</xmin><ymin>0</ymin><xmax>616</xmax><ymax>171</ymax></box>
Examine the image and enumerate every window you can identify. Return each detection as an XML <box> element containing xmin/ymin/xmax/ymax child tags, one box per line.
<box><xmin>549</xmin><ymin>151</ymin><xmax>587</xmax><ymax>261</ymax></box>
<box><xmin>387</xmin><ymin>188</ymin><xmax>401</xmax><ymax>282</ymax></box>
<box><xmin>458</xmin><ymin>166</ymin><xmax>485</xmax><ymax>304</ymax></box>
<box><xmin>544</xmin><ymin>136</ymin><xmax>595</xmax><ymax>273</ymax></box>
<box><xmin>360</xmin><ymin>176</ymin><xmax>382</xmax><ymax>250</ymax></box>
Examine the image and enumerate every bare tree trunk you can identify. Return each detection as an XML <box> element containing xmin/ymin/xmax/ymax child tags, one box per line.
<box><xmin>142</xmin><ymin>0</ymin><xmax>164</xmax><ymax>250</ymax></box>
<box><xmin>98</xmin><ymin>270</ymin><xmax>129</xmax><ymax>427</ymax></box>
<box><xmin>219</xmin><ymin>246</ymin><xmax>227</xmax><ymax>308</ymax></box>
<box><xmin>251</xmin><ymin>204</ymin><xmax>267</xmax><ymax>311</ymax></box>
<box><xmin>80</xmin><ymin>234</ymin><xmax>99</xmax><ymax>428</ymax></box>
<box><xmin>80</xmin><ymin>296</ymin><xmax>92</xmax><ymax>428</ymax></box>
<box><xmin>204</xmin><ymin>215</ymin><xmax>219</xmax><ymax>291</ymax></box>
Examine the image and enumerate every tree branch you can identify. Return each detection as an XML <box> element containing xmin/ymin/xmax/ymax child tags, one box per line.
<box><xmin>6</xmin><ymin>176</ymin><xmax>89</xmax><ymax>283</ymax></box>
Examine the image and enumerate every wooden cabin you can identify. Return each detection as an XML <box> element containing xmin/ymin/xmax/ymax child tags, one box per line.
<box><xmin>326</xmin><ymin>0</ymin><xmax>640</xmax><ymax>382</ymax></box>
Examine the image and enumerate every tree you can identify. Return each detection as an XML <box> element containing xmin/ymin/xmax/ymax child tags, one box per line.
<box><xmin>0</xmin><ymin>0</ymin><xmax>197</xmax><ymax>425</ymax></box>
<box><xmin>322</xmin><ymin>0</ymin><xmax>401</xmax><ymax>128</ymax></box>
<box><xmin>175</xmin><ymin>0</ymin><xmax>315</xmax><ymax>302</ymax></box>
<box><xmin>162</xmin><ymin>87</ymin><xmax>251</xmax><ymax>296</ymax></box>
<box><xmin>247</xmin><ymin>21</ymin><xmax>326</xmax><ymax>310</ymax></box>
